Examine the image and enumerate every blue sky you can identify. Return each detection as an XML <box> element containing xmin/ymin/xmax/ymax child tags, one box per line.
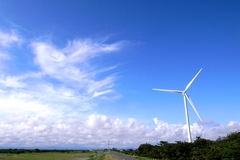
<box><xmin>0</xmin><ymin>0</ymin><xmax>240</xmax><ymax>149</ymax></box>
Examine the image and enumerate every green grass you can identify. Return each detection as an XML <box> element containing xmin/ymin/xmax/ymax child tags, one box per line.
<box><xmin>98</xmin><ymin>154</ymin><xmax>105</xmax><ymax>160</ymax></box>
<box><xmin>88</xmin><ymin>152</ymin><xmax>105</xmax><ymax>160</ymax></box>
<box><xmin>0</xmin><ymin>152</ymin><xmax>94</xmax><ymax>160</ymax></box>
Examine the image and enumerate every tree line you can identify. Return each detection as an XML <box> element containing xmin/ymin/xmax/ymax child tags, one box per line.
<box><xmin>0</xmin><ymin>148</ymin><xmax>90</xmax><ymax>154</ymax></box>
<box><xmin>121</xmin><ymin>131</ymin><xmax>240</xmax><ymax>160</ymax></box>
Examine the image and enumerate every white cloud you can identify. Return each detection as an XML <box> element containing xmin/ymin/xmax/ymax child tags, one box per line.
<box><xmin>0</xmin><ymin>30</ymin><xmax>22</xmax><ymax>70</ymax></box>
<box><xmin>0</xmin><ymin>30</ymin><xmax>22</xmax><ymax>47</ymax></box>
<box><xmin>31</xmin><ymin>39</ymin><xmax>123</xmax><ymax>98</ymax></box>
<box><xmin>0</xmin><ymin>52</ymin><xmax>11</xmax><ymax>60</ymax></box>
<box><xmin>0</xmin><ymin>75</ymin><xmax>26</xmax><ymax>88</ymax></box>
<box><xmin>86</xmin><ymin>114</ymin><xmax>112</xmax><ymax>129</ymax></box>
<box><xmin>0</xmin><ymin>27</ymin><xmax>239</xmax><ymax>149</ymax></box>
<box><xmin>0</xmin><ymin>72</ymin><xmax>46</xmax><ymax>89</ymax></box>
<box><xmin>0</xmin><ymin>114</ymin><xmax>239</xmax><ymax>148</ymax></box>
<box><xmin>0</xmin><ymin>80</ymin><xmax>96</xmax><ymax>120</ymax></box>
<box><xmin>153</xmin><ymin>118</ymin><xmax>240</xmax><ymax>142</ymax></box>
<box><xmin>0</xmin><ymin>36</ymin><xmax>124</xmax><ymax>123</ymax></box>
<box><xmin>87</xmin><ymin>76</ymin><xmax>115</xmax><ymax>96</ymax></box>
<box><xmin>0</xmin><ymin>90</ymin><xmax>63</xmax><ymax>119</ymax></box>
<box><xmin>92</xmin><ymin>89</ymin><xmax>113</xmax><ymax>98</ymax></box>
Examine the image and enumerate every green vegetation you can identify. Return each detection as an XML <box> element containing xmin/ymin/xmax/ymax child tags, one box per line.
<box><xmin>88</xmin><ymin>151</ymin><xmax>106</xmax><ymax>160</ymax></box>
<box><xmin>120</xmin><ymin>131</ymin><xmax>240</xmax><ymax>160</ymax></box>
<box><xmin>0</xmin><ymin>150</ymin><xmax>95</xmax><ymax>160</ymax></box>
<box><xmin>98</xmin><ymin>154</ymin><xmax>105</xmax><ymax>160</ymax></box>
<box><xmin>0</xmin><ymin>149</ymin><xmax>91</xmax><ymax>154</ymax></box>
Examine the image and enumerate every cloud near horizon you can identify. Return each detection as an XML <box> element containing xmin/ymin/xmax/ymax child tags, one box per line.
<box><xmin>1</xmin><ymin>114</ymin><xmax>240</xmax><ymax>148</ymax></box>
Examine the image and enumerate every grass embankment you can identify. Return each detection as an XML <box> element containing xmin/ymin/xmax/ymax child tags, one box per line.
<box><xmin>98</xmin><ymin>154</ymin><xmax>105</xmax><ymax>160</ymax></box>
<box><xmin>88</xmin><ymin>153</ymin><xmax>118</xmax><ymax>160</ymax></box>
<box><xmin>88</xmin><ymin>151</ymin><xmax>104</xmax><ymax>160</ymax></box>
<box><xmin>0</xmin><ymin>151</ymin><xmax>94</xmax><ymax>160</ymax></box>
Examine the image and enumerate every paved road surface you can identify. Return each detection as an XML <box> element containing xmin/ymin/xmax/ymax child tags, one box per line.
<box><xmin>111</xmin><ymin>152</ymin><xmax>136</xmax><ymax>160</ymax></box>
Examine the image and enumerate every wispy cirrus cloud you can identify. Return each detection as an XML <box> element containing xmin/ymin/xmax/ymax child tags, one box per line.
<box><xmin>0</xmin><ymin>72</ymin><xmax>45</xmax><ymax>89</ymax></box>
<box><xmin>31</xmin><ymin>39</ymin><xmax>124</xmax><ymax>98</ymax></box>
<box><xmin>0</xmin><ymin>30</ymin><xmax>22</xmax><ymax>47</ymax></box>
<box><xmin>0</xmin><ymin>52</ymin><xmax>11</xmax><ymax>60</ymax></box>
<box><xmin>0</xmin><ymin>30</ymin><xmax>22</xmax><ymax>69</ymax></box>
<box><xmin>0</xmin><ymin>28</ymin><xmax>124</xmax><ymax>128</ymax></box>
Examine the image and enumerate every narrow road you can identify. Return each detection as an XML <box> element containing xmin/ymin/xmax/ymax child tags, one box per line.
<box><xmin>110</xmin><ymin>152</ymin><xmax>136</xmax><ymax>160</ymax></box>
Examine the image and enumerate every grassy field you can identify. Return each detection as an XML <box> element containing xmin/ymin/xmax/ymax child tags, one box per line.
<box><xmin>0</xmin><ymin>152</ymin><xmax>95</xmax><ymax>160</ymax></box>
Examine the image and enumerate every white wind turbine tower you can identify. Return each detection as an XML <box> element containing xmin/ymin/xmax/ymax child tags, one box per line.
<box><xmin>153</xmin><ymin>69</ymin><xmax>202</xmax><ymax>143</ymax></box>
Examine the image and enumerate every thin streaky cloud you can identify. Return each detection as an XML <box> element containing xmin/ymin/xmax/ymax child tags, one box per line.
<box><xmin>0</xmin><ymin>52</ymin><xmax>11</xmax><ymax>60</ymax></box>
<box><xmin>0</xmin><ymin>72</ymin><xmax>44</xmax><ymax>88</ymax></box>
<box><xmin>0</xmin><ymin>52</ymin><xmax>12</xmax><ymax>70</ymax></box>
<box><xmin>31</xmin><ymin>39</ymin><xmax>123</xmax><ymax>98</ymax></box>
<box><xmin>96</xmin><ymin>65</ymin><xmax>119</xmax><ymax>74</ymax></box>
<box><xmin>92</xmin><ymin>89</ymin><xmax>114</xmax><ymax>98</ymax></box>
<box><xmin>64</xmin><ymin>39</ymin><xmax>122</xmax><ymax>63</ymax></box>
<box><xmin>0</xmin><ymin>30</ymin><xmax>22</xmax><ymax>47</ymax></box>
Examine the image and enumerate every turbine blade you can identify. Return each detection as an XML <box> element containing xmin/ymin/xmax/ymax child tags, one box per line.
<box><xmin>185</xmin><ymin>93</ymin><xmax>202</xmax><ymax>121</ymax></box>
<box><xmin>153</xmin><ymin>88</ymin><xmax>183</xmax><ymax>94</ymax></box>
<box><xmin>185</xmin><ymin>68</ymin><xmax>202</xmax><ymax>92</ymax></box>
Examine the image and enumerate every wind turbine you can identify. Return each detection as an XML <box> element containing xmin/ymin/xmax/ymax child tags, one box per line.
<box><xmin>153</xmin><ymin>69</ymin><xmax>202</xmax><ymax>143</ymax></box>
